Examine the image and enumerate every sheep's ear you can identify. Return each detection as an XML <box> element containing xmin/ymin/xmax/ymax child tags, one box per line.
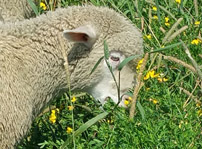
<box><xmin>63</xmin><ymin>25</ymin><xmax>97</xmax><ymax>48</ymax></box>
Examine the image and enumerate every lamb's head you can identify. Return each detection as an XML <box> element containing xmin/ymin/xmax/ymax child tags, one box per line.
<box><xmin>59</xmin><ymin>6</ymin><xmax>143</xmax><ymax>95</ymax></box>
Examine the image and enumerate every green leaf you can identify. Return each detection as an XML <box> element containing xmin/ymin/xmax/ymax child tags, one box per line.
<box><xmin>90</xmin><ymin>56</ymin><xmax>104</xmax><ymax>75</ymax></box>
<box><xmin>104</xmin><ymin>41</ymin><xmax>110</xmax><ymax>59</ymax></box>
<box><xmin>149</xmin><ymin>42</ymin><xmax>182</xmax><ymax>54</ymax></box>
<box><xmin>137</xmin><ymin>101</ymin><xmax>145</xmax><ymax>120</ymax></box>
<box><xmin>27</xmin><ymin>0</ymin><xmax>39</xmax><ymax>16</ymax></box>
<box><xmin>60</xmin><ymin>112</ymin><xmax>109</xmax><ymax>149</ymax></box>
<box><xmin>118</xmin><ymin>55</ymin><xmax>142</xmax><ymax>71</ymax></box>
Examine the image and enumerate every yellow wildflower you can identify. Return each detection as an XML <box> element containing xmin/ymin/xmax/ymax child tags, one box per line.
<box><xmin>152</xmin><ymin>99</ymin><xmax>158</xmax><ymax>104</ymax></box>
<box><xmin>197</xmin><ymin>109</ymin><xmax>202</xmax><ymax>117</ymax></box>
<box><xmin>49</xmin><ymin>110</ymin><xmax>57</xmax><ymax>124</ymax></box>
<box><xmin>150</xmin><ymin>70</ymin><xmax>160</xmax><ymax>78</ymax></box>
<box><xmin>165</xmin><ymin>17</ymin><xmax>169</xmax><ymax>22</ymax></box>
<box><xmin>66</xmin><ymin>127</ymin><xmax>73</xmax><ymax>134</ymax></box>
<box><xmin>196</xmin><ymin>102</ymin><xmax>201</xmax><ymax>107</ymax></box>
<box><xmin>165</xmin><ymin>22</ymin><xmax>170</xmax><ymax>26</ymax></box>
<box><xmin>124</xmin><ymin>100</ymin><xmax>130</xmax><ymax>106</ymax></box>
<box><xmin>146</xmin><ymin>88</ymin><xmax>150</xmax><ymax>91</ymax></box>
<box><xmin>136</xmin><ymin>58</ymin><xmax>144</xmax><ymax>70</ymax></box>
<box><xmin>152</xmin><ymin>6</ymin><xmax>157</xmax><ymax>11</ymax></box>
<box><xmin>144</xmin><ymin>72</ymin><xmax>150</xmax><ymax>80</ymax></box>
<box><xmin>146</xmin><ymin>34</ymin><xmax>152</xmax><ymax>40</ymax></box>
<box><xmin>153</xmin><ymin>15</ymin><xmax>158</xmax><ymax>20</ymax></box>
<box><xmin>195</xmin><ymin>21</ymin><xmax>200</xmax><ymax>25</ymax></box>
<box><xmin>191</xmin><ymin>38</ymin><xmax>202</xmax><ymax>45</ymax></box>
<box><xmin>158</xmin><ymin>77</ymin><xmax>168</xmax><ymax>82</ymax></box>
<box><xmin>175</xmin><ymin>0</ymin><xmax>181</xmax><ymax>4</ymax></box>
<box><xmin>128</xmin><ymin>96</ymin><xmax>132</xmax><ymax>101</ymax></box>
<box><xmin>107</xmin><ymin>119</ymin><xmax>114</xmax><ymax>124</ymax></box>
<box><xmin>40</xmin><ymin>2</ymin><xmax>47</xmax><ymax>10</ymax></box>
<box><xmin>144</xmin><ymin>70</ymin><xmax>159</xmax><ymax>80</ymax></box>
<box><xmin>163</xmin><ymin>78</ymin><xmax>168</xmax><ymax>82</ymax></box>
<box><xmin>71</xmin><ymin>96</ymin><xmax>77</xmax><ymax>103</ymax></box>
<box><xmin>68</xmin><ymin>106</ymin><xmax>74</xmax><ymax>111</ymax></box>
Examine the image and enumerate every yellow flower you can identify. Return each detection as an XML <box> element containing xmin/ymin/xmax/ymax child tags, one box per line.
<box><xmin>144</xmin><ymin>72</ymin><xmax>150</xmax><ymax>80</ymax></box>
<box><xmin>197</xmin><ymin>109</ymin><xmax>202</xmax><ymax>117</ymax></box>
<box><xmin>144</xmin><ymin>70</ymin><xmax>158</xmax><ymax>80</ymax></box>
<box><xmin>163</xmin><ymin>78</ymin><xmax>168</xmax><ymax>82</ymax></box>
<box><xmin>128</xmin><ymin>96</ymin><xmax>132</xmax><ymax>101</ymax></box>
<box><xmin>152</xmin><ymin>6</ymin><xmax>157</xmax><ymax>11</ymax></box>
<box><xmin>40</xmin><ymin>2</ymin><xmax>47</xmax><ymax>10</ymax></box>
<box><xmin>152</xmin><ymin>99</ymin><xmax>158</xmax><ymax>104</ymax></box>
<box><xmin>150</xmin><ymin>70</ymin><xmax>160</xmax><ymax>78</ymax></box>
<box><xmin>195</xmin><ymin>21</ymin><xmax>200</xmax><ymax>25</ymax></box>
<box><xmin>136</xmin><ymin>58</ymin><xmax>144</xmax><ymax>70</ymax></box>
<box><xmin>49</xmin><ymin>110</ymin><xmax>57</xmax><ymax>124</ymax></box>
<box><xmin>165</xmin><ymin>22</ymin><xmax>170</xmax><ymax>26</ymax></box>
<box><xmin>66</xmin><ymin>127</ymin><xmax>73</xmax><ymax>134</ymax></box>
<box><xmin>191</xmin><ymin>38</ymin><xmax>202</xmax><ymax>45</ymax></box>
<box><xmin>146</xmin><ymin>88</ymin><xmax>150</xmax><ymax>91</ymax></box>
<box><xmin>165</xmin><ymin>17</ymin><xmax>169</xmax><ymax>22</ymax></box>
<box><xmin>107</xmin><ymin>119</ymin><xmax>114</xmax><ymax>124</ymax></box>
<box><xmin>144</xmin><ymin>70</ymin><xmax>159</xmax><ymax>80</ymax></box>
<box><xmin>71</xmin><ymin>96</ymin><xmax>77</xmax><ymax>103</ymax></box>
<box><xmin>196</xmin><ymin>102</ymin><xmax>201</xmax><ymax>107</ymax></box>
<box><xmin>153</xmin><ymin>15</ymin><xmax>158</xmax><ymax>20</ymax></box>
<box><xmin>124</xmin><ymin>100</ymin><xmax>130</xmax><ymax>106</ymax></box>
<box><xmin>175</xmin><ymin>0</ymin><xmax>181</xmax><ymax>4</ymax></box>
<box><xmin>146</xmin><ymin>34</ymin><xmax>152</xmax><ymax>40</ymax></box>
<box><xmin>158</xmin><ymin>77</ymin><xmax>168</xmax><ymax>82</ymax></box>
<box><xmin>68</xmin><ymin>106</ymin><xmax>74</xmax><ymax>111</ymax></box>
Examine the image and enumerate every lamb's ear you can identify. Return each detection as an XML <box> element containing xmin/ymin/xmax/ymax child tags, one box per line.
<box><xmin>63</xmin><ymin>25</ymin><xmax>97</xmax><ymax>48</ymax></box>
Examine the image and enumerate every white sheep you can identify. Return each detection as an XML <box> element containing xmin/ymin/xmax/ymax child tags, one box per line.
<box><xmin>0</xmin><ymin>0</ymin><xmax>33</xmax><ymax>22</ymax></box>
<box><xmin>0</xmin><ymin>5</ymin><xmax>143</xmax><ymax>148</ymax></box>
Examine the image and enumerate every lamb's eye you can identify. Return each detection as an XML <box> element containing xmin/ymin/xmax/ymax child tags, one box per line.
<box><xmin>110</xmin><ymin>56</ymin><xmax>120</xmax><ymax>62</ymax></box>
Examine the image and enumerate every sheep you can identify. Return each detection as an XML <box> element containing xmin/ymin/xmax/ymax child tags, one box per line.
<box><xmin>0</xmin><ymin>5</ymin><xmax>143</xmax><ymax>148</ymax></box>
<box><xmin>0</xmin><ymin>0</ymin><xmax>33</xmax><ymax>22</ymax></box>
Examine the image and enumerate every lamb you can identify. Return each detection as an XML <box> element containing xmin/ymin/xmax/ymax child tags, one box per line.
<box><xmin>0</xmin><ymin>5</ymin><xmax>143</xmax><ymax>148</ymax></box>
<box><xmin>0</xmin><ymin>0</ymin><xmax>33</xmax><ymax>22</ymax></box>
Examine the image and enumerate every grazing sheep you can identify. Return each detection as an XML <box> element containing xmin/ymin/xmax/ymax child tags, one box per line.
<box><xmin>0</xmin><ymin>5</ymin><xmax>143</xmax><ymax>148</ymax></box>
<box><xmin>0</xmin><ymin>0</ymin><xmax>33</xmax><ymax>22</ymax></box>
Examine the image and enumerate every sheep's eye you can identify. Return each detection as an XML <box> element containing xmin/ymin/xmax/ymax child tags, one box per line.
<box><xmin>110</xmin><ymin>56</ymin><xmax>119</xmax><ymax>62</ymax></box>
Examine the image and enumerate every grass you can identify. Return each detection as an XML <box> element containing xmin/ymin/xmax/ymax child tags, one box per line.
<box><xmin>18</xmin><ymin>0</ymin><xmax>202</xmax><ymax>148</ymax></box>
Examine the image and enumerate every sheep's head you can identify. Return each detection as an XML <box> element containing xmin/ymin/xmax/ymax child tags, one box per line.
<box><xmin>62</xmin><ymin>19</ymin><xmax>142</xmax><ymax>91</ymax></box>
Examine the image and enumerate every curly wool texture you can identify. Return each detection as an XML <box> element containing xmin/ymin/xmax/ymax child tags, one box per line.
<box><xmin>0</xmin><ymin>0</ymin><xmax>33</xmax><ymax>22</ymax></box>
<box><xmin>0</xmin><ymin>6</ymin><xmax>143</xmax><ymax>148</ymax></box>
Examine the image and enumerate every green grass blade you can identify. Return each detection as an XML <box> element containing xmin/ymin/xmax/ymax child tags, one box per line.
<box><xmin>137</xmin><ymin>101</ymin><xmax>145</xmax><ymax>120</ymax></box>
<box><xmin>154</xmin><ymin>0</ymin><xmax>161</xmax><ymax>23</ymax></box>
<box><xmin>60</xmin><ymin>112</ymin><xmax>109</xmax><ymax>149</ymax></box>
<box><xmin>149</xmin><ymin>42</ymin><xmax>182</xmax><ymax>54</ymax></box>
<box><xmin>104</xmin><ymin>41</ymin><xmax>110</xmax><ymax>59</ymax></box>
<box><xmin>27</xmin><ymin>0</ymin><xmax>39</xmax><ymax>16</ymax></box>
<box><xmin>118</xmin><ymin>55</ymin><xmax>142</xmax><ymax>71</ymax></box>
<box><xmin>74</xmin><ymin>112</ymin><xmax>109</xmax><ymax>136</ymax></box>
<box><xmin>90</xmin><ymin>56</ymin><xmax>104</xmax><ymax>75</ymax></box>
